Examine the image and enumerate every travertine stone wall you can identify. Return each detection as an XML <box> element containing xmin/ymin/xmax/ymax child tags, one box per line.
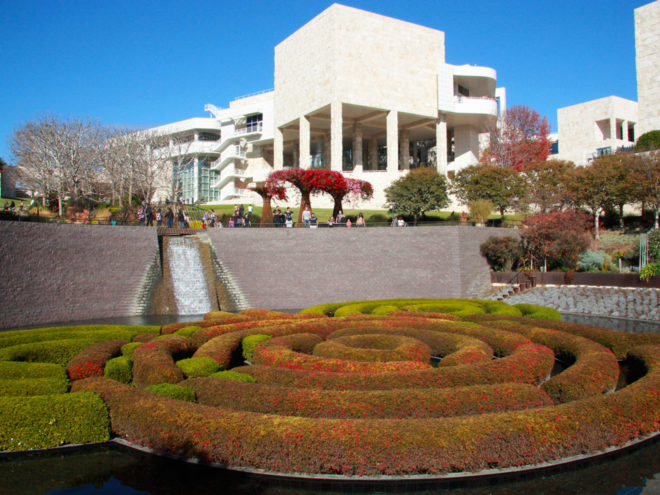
<box><xmin>207</xmin><ymin>226</ymin><xmax>512</xmax><ymax>311</ymax></box>
<box><xmin>555</xmin><ymin>96</ymin><xmax>638</xmax><ymax>165</ymax></box>
<box><xmin>635</xmin><ymin>0</ymin><xmax>660</xmax><ymax>137</ymax></box>
<box><xmin>274</xmin><ymin>4</ymin><xmax>444</xmax><ymax>127</ymax></box>
<box><xmin>0</xmin><ymin>223</ymin><xmax>158</xmax><ymax>329</ymax></box>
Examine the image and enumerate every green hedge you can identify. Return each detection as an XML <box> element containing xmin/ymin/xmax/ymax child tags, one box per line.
<box><xmin>0</xmin><ymin>391</ymin><xmax>109</xmax><ymax>450</ymax></box>
<box><xmin>144</xmin><ymin>383</ymin><xmax>196</xmax><ymax>402</ymax></box>
<box><xmin>131</xmin><ymin>336</ymin><xmax>198</xmax><ymax>387</ymax></box>
<box><xmin>207</xmin><ymin>370</ymin><xmax>256</xmax><ymax>383</ymax></box>
<box><xmin>104</xmin><ymin>356</ymin><xmax>132</xmax><ymax>384</ymax></box>
<box><xmin>242</xmin><ymin>334</ymin><xmax>271</xmax><ymax>362</ymax></box>
<box><xmin>66</xmin><ymin>340</ymin><xmax>127</xmax><ymax>380</ymax></box>
<box><xmin>176</xmin><ymin>357</ymin><xmax>220</xmax><ymax>378</ymax></box>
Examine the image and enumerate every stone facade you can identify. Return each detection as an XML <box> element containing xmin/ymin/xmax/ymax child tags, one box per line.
<box><xmin>553</xmin><ymin>96</ymin><xmax>638</xmax><ymax>165</ymax></box>
<box><xmin>635</xmin><ymin>0</ymin><xmax>660</xmax><ymax>137</ymax></box>
<box><xmin>142</xmin><ymin>4</ymin><xmax>504</xmax><ymax>209</ymax></box>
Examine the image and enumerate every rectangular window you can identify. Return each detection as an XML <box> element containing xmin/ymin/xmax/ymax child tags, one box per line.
<box><xmin>246</xmin><ymin>114</ymin><xmax>263</xmax><ymax>133</ymax></box>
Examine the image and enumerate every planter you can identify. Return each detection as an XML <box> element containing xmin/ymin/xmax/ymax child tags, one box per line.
<box><xmin>491</xmin><ymin>271</ymin><xmax>660</xmax><ymax>289</ymax></box>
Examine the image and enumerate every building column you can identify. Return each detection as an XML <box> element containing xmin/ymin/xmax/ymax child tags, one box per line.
<box><xmin>353</xmin><ymin>123</ymin><xmax>363</xmax><ymax>173</ymax></box>
<box><xmin>323</xmin><ymin>133</ymin><xmax>331</xmax><ymax>169</ymax></box>
<box><xmin>331</xmin><ymin>101</ymin><xmax>343</xmax><ymax>172</ymax></box>
<box><xmin>274</xmin><ymin>127</ymin><xmax>283</xmax><ymax>170</ymax></box>
<box><xmin>623</xmin><ymin>120</ymin><xmax>629</xmax><ymax>142</ymax></box>
<box><xmin>369</xmin><ymin>137</ymin><xmax>378</xmax><ymax>170</ymax></box>
<box><xmin>609</xmin><ymin>117</ymin><xmax>616</xmax><ymax>142</ymax></box>
<box><xmin>386</xmin><ymin>110</ymin><xmax>399</xmax><ymax>173</ymax></box>
<box><xmin>436</xmin><ymin>114</ymin><xmax>448</xmax><ymax>175</ymax></box>
<box><xmin>299</xmin><ymin>115</ymin><xmax>310</xmax><ymax>169</ymax></box>
<box><xmin>400</xmin><ymin>129</ymin><xmax>410</xmax><ymax>170</ymax></box>
<box><xmin>192</xmin><ymin>157</ymin><xmax>199</xmax><ymax>203</ymax></box>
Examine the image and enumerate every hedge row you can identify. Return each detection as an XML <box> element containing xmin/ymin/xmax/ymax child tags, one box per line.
<box><xmin>72</xmin><ymin>345</ymin><xmax>659</xmax><ymax>476</ymax></box>
<box><xmin>235</xmin><ymin>342</ymin><xmax>554</xmax><ymax>390</ymax></box>
<box><xmin>66</xmin><ymin>340</ymin><xmax>127</xmax><ymax>381</ymax></box>
<box><xmin>313</xmin><ymin>334</ymin><xmax>432</xmax><ymax>363</ymax></box>
<box><xmin>183</xmin><ymin>377</ymin><xmax>552</xmax><ymax>419</ymax></box>
<box><xmin>0</xmin><ymin>392</ymin><xmax>109</xmax><ymax>451</ymax></box>
<box><xmin>0</xmin><ymin>360</ymin><xmax>69</xmax><ymax>396</ymax></box>
<box><xmin>131</xmin><ymin>336</ymin><xmax>198</xmax><ymax>386</ymax></box>
<box><xmin>299</xmin><ymin>299</ymin><xmax>560</xmax><ymax>320</ymax></box>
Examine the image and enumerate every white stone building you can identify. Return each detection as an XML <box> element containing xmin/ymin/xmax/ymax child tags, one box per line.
<box><xmin>148</xmin><ymin>4</ymin><xmax>505</xmax><ymax>207</ymax></box>
<box><xmin>553</xmin><ymin>96</ymin><xmax>638</xmax><ymax>165</ymax></box>
<box><xmin>636</xmin><ymin>0</ymin><xmax>660</xmax><ymax>137</ymax></box>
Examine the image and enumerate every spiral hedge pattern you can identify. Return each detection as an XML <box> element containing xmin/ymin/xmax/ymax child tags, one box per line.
<box><xmin>2</xmin><ymin>299</ymin><xmax>660</xmax><ymax>478</ymax></box>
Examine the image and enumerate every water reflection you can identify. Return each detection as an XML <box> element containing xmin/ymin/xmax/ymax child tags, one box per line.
<box><xmin>1</xmin><ymin>439</ymin><xmax>658</xmax><ymax>495</ymax></box>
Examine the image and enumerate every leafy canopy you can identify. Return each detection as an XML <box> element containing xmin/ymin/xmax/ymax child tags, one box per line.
<box><xmin>384</xmin><ymin>167</ymin><xmax>449</xmax><ymax>223</ymax></box>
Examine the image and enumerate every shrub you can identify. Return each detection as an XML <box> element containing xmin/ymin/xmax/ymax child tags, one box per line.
<box><xmin>514</xmin><ymin>304</ymin><xmax>561</xmax><ymax>320</ymax></box>
<box><xmin>242</xmin><ymin>334</ymin><xmax>271</xmax><ymax>362</ymax></box>
<box><xmin>370</xmin><ymin>305</ymin><xmax>399</xmax><ymax>316</ymax></box>
<box><xmin>208</xmin><ymin>370</ymin><xmax>256</xmax><ymax>382</ymax></box>
<box><xmin>479</xmin><ymin>236</ymin><xmax>523</xmax><ymax>271</ymax></box>
<box><xmin>649</xmin><ymin>229</ymin><xmax>660</xmax><ymax>262</ymax></box>
<box><xmin>174</xmin><ymin>326</ymin><xmax>202</xmax><ymax>337</ymax></box>
<box><xmin>66</xmin><ymin>340</ymin><xmax>127</xmax><ymax>380</ymax></box>
<box><xmin>468</xmin><ymin>199</ymin><xmax>494</xmax><ymax>225</ymax></box>
<box><xmin>0</xmin><ymin>392</ymin><xmax>109</xmax><ymax>450</ymax></box>
<box><xmin>104</xmin><ymin>356</ymin><xmax>132</xmax><ymax>384</ymax></box>
<box><xmin>520</xmin><ymin>210</ymin><xmax>592</xmax><ymax>270</ymax></box>
<box><xmin>0</xmin><ymin>339</ymin><xmax>97</xmax><ymax>366</ymax></box>
<box><xmin>640</xmin><ymin>262</ymin><xmax>660</xmax><ymax>282</ymax></box>
<box><xmin>121</xmin><ymin>342</ymin><xmax>142</xmax><ymax>357</ymax></box>
<box><xmin>131</xmin><ymin>336</ymin><xmax>198</xmax><ymax>386</ymax></box>
<box><xmin>144</xmin><ymin>383</ymin><xmax>196</xmax><ymax>402</ymax></box>
<box><xmin>176</xmin><ymin>357</ymin><xmax>220</xmax><ymax>378</ymax></box>
<box><xmin>577</xmin><ymin>250</ymin><xmax>605</xmax><ymax>271</ymax></box>
<box><xmin>635</xmin><ymin>130</ymin><xmax>660</xmax><ymax>151</ymax></box>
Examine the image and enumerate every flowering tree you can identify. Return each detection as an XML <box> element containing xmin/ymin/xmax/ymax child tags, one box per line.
<box><xmin>267</xmin><ymin>169</ymin><xmax>372</xmax><ymax>222</ymax></box>
<box><xmin>246</xmin><ymin>183</ymin><xmax>286</xmax><ymax>226</ymax></box>
<box><xmin>481</xmin><ymin>105</ymin><xmax>551</xmax><ymax>171</ymax></box>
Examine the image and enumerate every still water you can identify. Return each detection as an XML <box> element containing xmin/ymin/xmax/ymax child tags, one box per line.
<box><xmin>1</xmin><ymin>439</ymin><xmax>659</xmax><ymax>495</ymax></box>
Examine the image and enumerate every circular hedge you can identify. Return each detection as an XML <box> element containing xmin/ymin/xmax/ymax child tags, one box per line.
<box><xmin>2</xmin><ymin>300</ymin><xmax>660</xmax><ymax>479</ymax></box>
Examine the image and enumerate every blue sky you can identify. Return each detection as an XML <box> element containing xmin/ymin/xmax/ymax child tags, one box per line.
<box><xmin>1</xmin><ymin>0</ymin><xmax>651</xmax><ymax>162</ymax></box>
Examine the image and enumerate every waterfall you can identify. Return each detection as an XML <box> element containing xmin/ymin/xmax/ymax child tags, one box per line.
<box><xmin>166</xmin><ymin>237</ymin><xmax>213</xmax><ymax>314</ymax></box>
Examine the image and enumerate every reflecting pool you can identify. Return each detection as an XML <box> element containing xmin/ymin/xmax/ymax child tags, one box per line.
<box><xmin>1</xmin><ymin>438</ymin><xmax>659</xmax><ymax>495</ymax></box>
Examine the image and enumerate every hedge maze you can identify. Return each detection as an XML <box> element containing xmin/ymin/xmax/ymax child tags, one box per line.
<box><xmin>1</xmin><ymin>299</ymin><xmax>660</xmax><ymax>478</ymax></box>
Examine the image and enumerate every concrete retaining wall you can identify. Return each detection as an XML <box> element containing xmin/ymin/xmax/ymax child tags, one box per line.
<box><xmin>206</xmin><ymin>226</ymin><xmax>509</xmax><ymax>311</ymax></box>
<box><xmin>0</xmin><ymin>223</ymin><xmax>158</xmax><ymax>329</ymax></box>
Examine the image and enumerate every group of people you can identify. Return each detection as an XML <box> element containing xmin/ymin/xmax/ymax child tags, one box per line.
<box><xmin>2</xmin><ymin>201</ymin><xmax>24</xmax><ymax>213</ymax></box>
<box><xmin>270</xmin><ymin>207</ymin><xmax>367</xmax><ymax>228</ymax></box>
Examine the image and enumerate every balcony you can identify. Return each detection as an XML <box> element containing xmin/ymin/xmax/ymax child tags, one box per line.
<box><xmin>234</xmin><ymin>122</ymin><xmax>263</xmax><ymax>137</ymax></box>
<box><xmin>453</xmin><ymin>96</ymin><xmax>498</xmax><ymax>117</ymax></box>
<box><xmin>211</xmin><ymin>164</ymin><xmax>250</xmax><ymax>189</ymax></box>
<box><xmin>210</xmin><ymin>145</ymin><xmax>247</xmax><ymax>171</ymax></box>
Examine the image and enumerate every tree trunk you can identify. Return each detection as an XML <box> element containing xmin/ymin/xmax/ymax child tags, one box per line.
<box><xmin>619</xmin><ymin>204</ymin><xmax>625</xmax><ymax>229</ymax></box>
<box><xmin>297</xmin><ymin>191</ymin><xmax>311</xmax><ymax>223</ymax></box>
<box><xmin>594</xmin><ymin>210</ymin><xmax>600</xmax><ymax>239</ymax></box>
<box><xmin>260</xmin><ymin>195</ymin><xmax>273</xmax><ymax>227</ymax></box>
<box><xmin>332</xmin><ymin>197</ymin><xmax>344</xmax><ymax>218</ymax></box>
<box><xmin>655</xmin><ymin>208</ymin><xmax>659</xmax><ymax>230</ymax></box>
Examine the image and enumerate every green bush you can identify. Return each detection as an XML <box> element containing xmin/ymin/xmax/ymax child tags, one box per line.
<box><xmin>514</xmin><ymin>303</ymin><xmax>561</xmax><ymax>320</ymax></box>
<box><xmin>649</xmin><ymin>229</ymin><xmax>660</xmax><ymax>263</ymax></box>
<box><xmin>479</xmin><ymin>236</ymin><xmax>523</xmax><ymax>271</ymax></box>
<box><xmin>635</xmin><ymin>130</ymin><xmax>660</xmax><ymax>151</ymax></box>
<box><xmin>577</xmin><ymin>250</ymin><xmax>605</xmax><ymax>271</ymax></box>
<box><xmin>242</xmin><ymin>335</ymin><xmax>271</xmax><ymax>362</ymax></box>
<box><xmin>0</xmin><ymin>339</ymin><xmax>97</xmax><ymax>366</ymax></box>
<box><xmin>483</xmin><ymin>301</ymin><xmax>523</xmax><ymax>316</ymax></box>
<box><xmin>175</xmin><ymin>357</ymin><xmax>219</xmax><ymax>378</ymax></box>
<box><xmin>0</xmin><ymin>377</ymin><xmax>69</xmax><ymax>396</ymax></box>
<box><xmin>640</xmin><ymin>262</ymin><xmax>660</xmax><ymax>282</ymax></box>
<box><xmin>0</xmin><ymin>392</ymin><xmax>109</xmax><ymax>450</ymax></box>
<box><xmin>208</xmin><ymin>370</ymin><xmax>256</xmax><ymax>383</ymax></box>
<box><xmin>468</xmin><ymin>199</ymin><xmax>494</xmax><ymax>225</ymax></box>
<box><xmin>121</xmin><ymin>342</ymin><xmax>142</xmax><ymax>357</ymax></box>
<box><xmin>0</xmin><ymin>361</ymin><xmax>67</xmax><ymax>379</ymax></box>
<box><xmin>104</xmin><ymin>356</ymin><xmax>132</xmax><ymax>384</ymax></box>
<box><xmin>371</xmin><ymin>305</ymin><xmax>400</xmax><ymax>316</ymax></box>
<box><xmin>174</xmin><ymin>326</ymin><xmax>202</xmax><ymax>337</ymax></box>
<box><xmin>145</xmin><ymin>383</ymin><xmax>196</xmax><ymax>402</ymax></box>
